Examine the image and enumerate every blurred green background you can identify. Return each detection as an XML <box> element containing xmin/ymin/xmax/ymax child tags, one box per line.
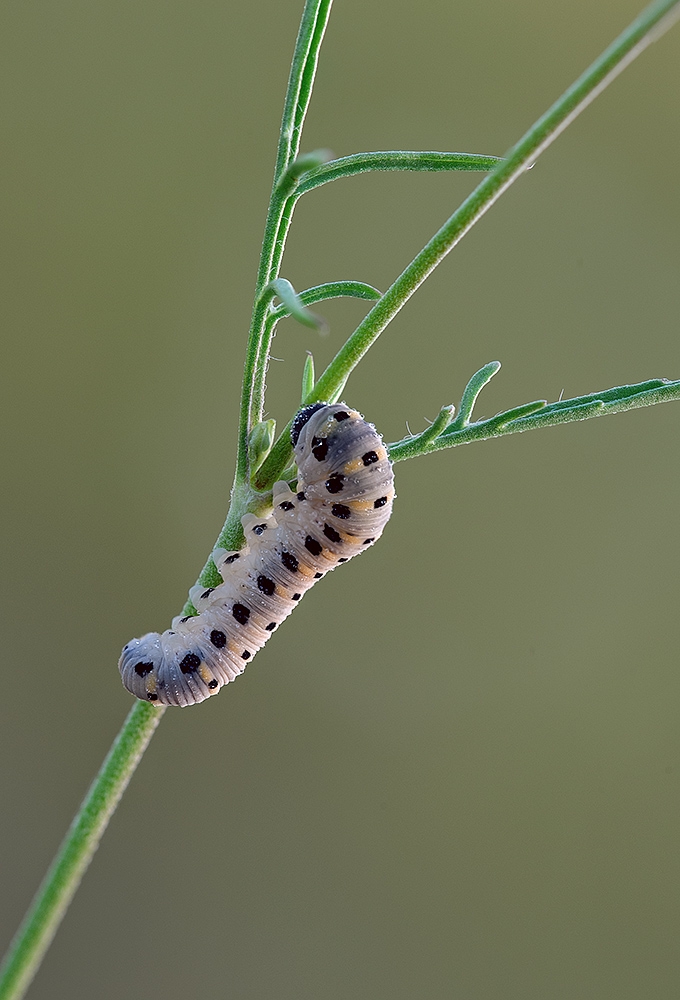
<box><xmin>1</xmin><ymin>1</ymin><xmax>679</xmax><ymax>997</ymax></box>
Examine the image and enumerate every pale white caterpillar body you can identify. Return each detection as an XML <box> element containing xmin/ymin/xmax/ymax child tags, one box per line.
<box><xmin>119</xmin><ymin>403</ymin><xmax>395</xmax><ymax>706</ymax></box>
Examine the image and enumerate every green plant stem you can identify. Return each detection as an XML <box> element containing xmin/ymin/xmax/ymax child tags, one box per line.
<box><xmin>0</xmin><ymin>702</ymin><xmax>164</xmax><ymax>1000</ymax></box>
<box><xmin>254</xmin><ymin>0</ymin><xmax>680</xmax><ymax>489</ymax></box>
<box><xmin>236</xmin><ymin>0</ymin><xmax>333</xmax><ymax>485</ymax></box>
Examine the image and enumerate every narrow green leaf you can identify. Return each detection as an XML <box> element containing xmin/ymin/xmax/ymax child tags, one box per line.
<box><xmin>301</xmin><ymin>353</ymin><xmax>315</xmax><ymax>402</ymax></box>
<box><xmin>269</xmin><ymin>280</ymin><xmax>382</xmax><ymax>322</ymax></box>
<box><xmin>296</xmin><ymin>150</ymin><xmax>504</xmax><ymax>194</ymax></box>
<box><xmin>328</xmin><ymin>377</ymin><xmax>349</xmax><ymax>404</ymax></box>
<box><xmin>449</xmin><ymin>362</ymin><xmax>502</xmax><ymax>429</ymax></box>
<box><xmin>401</xmin><ymin>405</ymin><xmax>455</xmax><ymax>452</ymax></box>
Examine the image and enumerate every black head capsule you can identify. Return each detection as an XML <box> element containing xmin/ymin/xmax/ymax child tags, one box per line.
<box><xmin>291</xmin><ymin>403</ymin><xmax>328</xmax><ymax>446</ymax></box>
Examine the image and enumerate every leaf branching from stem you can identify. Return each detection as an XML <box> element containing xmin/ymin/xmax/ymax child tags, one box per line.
<box><xmin>295</xmin><ymin>150</ymin><xmax>504</xmax><ymax>194</ymax></box>
<box><xmin>388</xmin><ymin>366</ymin><xmax>680</xmax><ymax>462</ymax></box>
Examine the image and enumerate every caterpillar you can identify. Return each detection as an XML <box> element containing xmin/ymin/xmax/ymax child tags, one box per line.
<box><xmin>118</xmin><ymin>403</ymin><xmax>395</xmax><ymax>707</ymax></box>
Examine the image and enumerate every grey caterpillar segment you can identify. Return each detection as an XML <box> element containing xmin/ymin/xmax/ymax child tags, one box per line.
<box><xmin>118</xmin><ymin>403</ymin><xmax>395</xmax><ymax>707</ymax></box>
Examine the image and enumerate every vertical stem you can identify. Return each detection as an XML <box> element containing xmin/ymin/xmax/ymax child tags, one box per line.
<box><xmin>235</xmin><ymin>0</ymin><xmax>334</xmax><ymax>485</ymax></box>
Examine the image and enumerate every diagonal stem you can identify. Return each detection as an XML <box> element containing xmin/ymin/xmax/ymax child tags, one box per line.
<box><xmin>236</xmin><ymin>0</ymin><xmax>334</xmax><ymax>486</ymax></box>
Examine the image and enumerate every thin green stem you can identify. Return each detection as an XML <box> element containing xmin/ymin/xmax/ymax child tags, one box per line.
<box><xmin>236</xmin><ymin>0</ymin><xmax>334</xmax><ymax>484</ymax></box>
<box><xmin>0</xmin><ymin>702</ymin><xmax>165</xmax><ymax>1000</ymax></box>
<box><xmin>255</xmin><ymin>0</ymin><xmax>680</xmax><ymax>488</ymax></box>
<box><xmin>288</xmin><ymin>8</ymin><xmax>333</xmax><ymax>172</ymax></box>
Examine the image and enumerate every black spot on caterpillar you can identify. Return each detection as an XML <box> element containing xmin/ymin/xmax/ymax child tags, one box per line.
<box><xmin>119</xmin><ymin>403</ymin><xmax>395</xmax><ymax>707</ymax></box>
